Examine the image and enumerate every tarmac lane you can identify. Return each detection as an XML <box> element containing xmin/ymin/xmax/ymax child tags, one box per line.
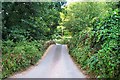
<box><xmin>10</xmin><ymin>45</ymin><xmax>86</xmax><ymax>78</ymax></box>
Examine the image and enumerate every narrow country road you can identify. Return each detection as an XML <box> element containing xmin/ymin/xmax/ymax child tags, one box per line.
<box><xmin>10</xmin><ymin>44</ymin><xmax>86</xmax><ymax>78</ymax></box>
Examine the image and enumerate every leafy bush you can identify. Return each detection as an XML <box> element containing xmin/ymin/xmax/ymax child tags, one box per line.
<box><xmin>2</xmin><ymin>40</ymin><xmax>44</xmax><ymax>78</ymax></box>
<box><xmin>87</xmin><ymin>9</ymin><xmax>120</xmax><ymax>78</ymax></box>
<box><xmin>2</xmin><ymin>2</ymin><xmax>64</xmax><ymax>79</ymax></box>
<box><xmin>70</xmin><ymin>9</ymin><xmax>119</xmax><ymax>78</ymax></box>
<box><xmin>62</xmin><ymin>2</ymin><xmax>120</xmax><ymax>78</ymax></box>
<box><xmin>2</xmin><ymin>2</ymin><xmax>62</xmax><ymax>41</ymax></box>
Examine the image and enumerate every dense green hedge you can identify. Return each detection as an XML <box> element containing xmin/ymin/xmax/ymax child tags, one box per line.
<box><xmin>61</xmin><ymin>2</ymin><xmax>120</xmax><ymax>78</ymax></box>
<box><xmin>68</xmin><ymin>9</ymin><xmax>120</xmax><ymax>78</ymax></box>
<box><xmin>2</xmin><ymin>40</ymin><xmax>45</xmax><ymax>78</ymax></box>
<box><xmin>2</xmin><ymin>2</ymin><xmax>64</xmax><ymax>79</ymax></box>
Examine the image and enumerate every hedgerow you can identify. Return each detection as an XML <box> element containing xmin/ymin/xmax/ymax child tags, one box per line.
<box><xmin>2</xmin><ymin>40</ymin><xmax>45</xmax><ymax>78</ymax></box>
<box><xmin>62</xmin><ymin>2</ymin><xmax>120</xmax><ymax>78</ymax></box>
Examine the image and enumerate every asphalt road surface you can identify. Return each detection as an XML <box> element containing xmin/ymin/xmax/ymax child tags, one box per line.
<box><xmin>10</xmin><ymin>44</ymin><xmax>86</xmax><ymax>78</ymax></box>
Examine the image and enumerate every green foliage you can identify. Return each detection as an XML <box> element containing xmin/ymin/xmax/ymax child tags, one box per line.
<box><xmin>2</xmin><ymin>40</ymin><xmax>44</xmax><ymax>78</ymax></box>
<box><xmin>62</xmin><ymin>2</ymin><xmax>111</xmax><ymax>35</ymax></box>
<box><xmin>2</xmin><ymin>2</ymin><xmax>63</xmax><ymax>79</ymax></box>
<box><xmin>2</xmin><ymin>2</ymin><xmax>62</xmax><ymax>41</ymax></box>
<box><xmin>62</xmin><ymin>2</ymin><xmax>120</xmax><ymax>78</ymax></box>
<box><xmin>87</xmin><ymin>9</ymin><xmax>119</xmax><ymax>78</ymax></box>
